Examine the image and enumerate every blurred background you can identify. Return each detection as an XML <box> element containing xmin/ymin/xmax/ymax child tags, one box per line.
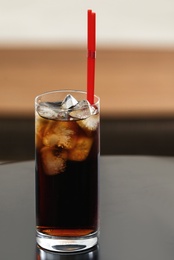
<box><xmin>0</xmin><ymin>0</ymin><xmax>174</xmax><ymax>161</ymax></box>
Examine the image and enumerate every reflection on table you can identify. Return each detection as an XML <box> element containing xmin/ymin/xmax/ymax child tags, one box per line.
<box><xmin>36</xmin><ymin>245</ymin><xmax>99</xmax><ymax>260</ymax></box>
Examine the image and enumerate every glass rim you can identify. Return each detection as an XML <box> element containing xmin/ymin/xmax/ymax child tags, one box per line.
<box><xmin>35</xmin><ymin>89</ymin><xmax>100</xmax><ymax>106</ymax></box>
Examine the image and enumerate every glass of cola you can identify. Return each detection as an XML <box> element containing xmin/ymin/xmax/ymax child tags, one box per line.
<box><xmin>35</xmin><ymin>90</ymin><xmax>100</xmax><ymax>252</ymax></box>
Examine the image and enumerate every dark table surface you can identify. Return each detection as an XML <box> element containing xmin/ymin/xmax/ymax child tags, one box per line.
<box><xmin>1</xmin><ymin>156</ymin><xmax>174</xmax><ymax>260</ymax></box>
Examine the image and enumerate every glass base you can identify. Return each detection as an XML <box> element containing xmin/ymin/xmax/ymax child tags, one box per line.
<box><xmin>36</xmin><ymin>230</ymin><xmax>98</xmax><ymax>253</ymax></box>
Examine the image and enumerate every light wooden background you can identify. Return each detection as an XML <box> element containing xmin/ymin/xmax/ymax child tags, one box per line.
<box><xmin>0</xmin><ymin>48</ymin><xmax>174</xmax><ymax>118</ymax></box>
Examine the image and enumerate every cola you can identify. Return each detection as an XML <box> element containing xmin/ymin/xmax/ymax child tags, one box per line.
<box><xmin>35</xmin><ymin>95</ymin><xmax>99</xmax><ymax>238</ymax></box>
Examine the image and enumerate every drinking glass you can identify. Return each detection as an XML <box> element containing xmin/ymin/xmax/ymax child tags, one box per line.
<box><xmin>35</xmin><ymin>90</ymin><xmax>100</xmax><ymax>252</ymax></box>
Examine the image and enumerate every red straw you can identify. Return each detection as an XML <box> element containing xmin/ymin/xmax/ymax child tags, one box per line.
<box><xmin>87</xmin><ymin>10</ymin><xmax>96</xmax><ymax>104</ymax></box>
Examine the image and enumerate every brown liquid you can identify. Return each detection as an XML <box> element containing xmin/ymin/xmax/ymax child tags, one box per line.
<box><xmin>36</xmin><ymin>113</ymin><xmax>99</xmax><ymax>237</ymax></box>
<box><xmin>37</xmin><ymin>228</ymin><xmax>94</xmax><ymax>237</ymax></box>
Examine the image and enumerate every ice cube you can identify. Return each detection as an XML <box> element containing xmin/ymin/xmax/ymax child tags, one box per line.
<box><xmin>68</xmin><ymin>136</ymin><xmax>93</xmax><ymax>161</ymax></box>
<box><xmin>77</xmin><ymin>114</ymin><xmax>99</xmax><ymax>133</ymax></box>
<box><xmin>70</xmin><ymin>100</ymin><xmax>95</xmax><ymax>120</ymax></box>
<box><xmin>61</xmin><ymin>94</ymin><xmax>78</xmax><ymax>110</ymax></box>
<box><xmin>43</xmin><ymin>133</ymin><xmax>60</xmax><ymax>147</ymax></box>
<box><xmin>37</xmin><ymin>102</ymin><xmax>71</xmax><ymax>120</ymax></box>
<box><xmin>54</xmin><ymin>121</ymin><xmax>78</xmax><ymax>149</ymax></box>
<box><xmin>43</xmin><ymin>121</ymin><xmax>78</xmax><ymax>150</ymax></box>
<box><xmin>37</xmin><ymin>102</ymin><xmax>58</xmax><ymax>119</ymax></box>
<box><xmin>41</xmin><ymin>146</ymin><xmax>67</xmax><ymax>175</ymax></box>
